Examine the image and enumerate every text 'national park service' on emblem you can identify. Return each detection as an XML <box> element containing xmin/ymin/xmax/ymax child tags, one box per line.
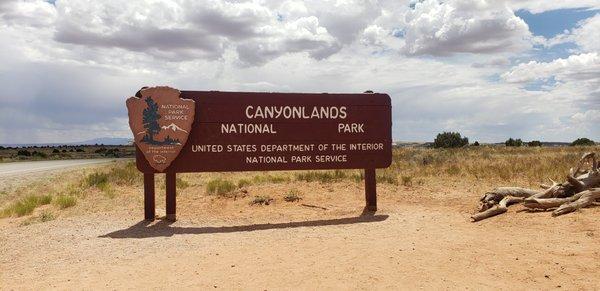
<box><xmin>126</xmin><ymin>86</ymin><xmax>195</xmax><ymax>172</ymax></box>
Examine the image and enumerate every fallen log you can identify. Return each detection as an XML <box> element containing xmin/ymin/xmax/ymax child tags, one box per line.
<box><xmin>553</xmin><ymin>188</ymin><xmax>600</xmax><ymax>216</ymax></box>
<box><xmin>472</xmin><ymin>152</ymin><xmax>599</xmax><ymax>222</ymax></box>
<box><xmin>472</xmin><ymin>196</ymin><xmax>524</xmax><ymax>222</ymax></box>
<box><xmin>522</xmin><ymin>192</ymin><xmax>584</xmax><ymax>210</ymax></box>
<box><xmin>477</xmin><ymin>187</ymin><xmax>537</xmax><ymax>212</ymax></box>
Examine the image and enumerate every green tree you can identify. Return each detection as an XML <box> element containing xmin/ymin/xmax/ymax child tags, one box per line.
<box><xmin>571</xmin><ymin>138</ymin><xmax>595</xmax><ymax>146</ymax></box>
<box><xmin>505</xmin><ymin>138</ymin><xmax>523</xmax><ymax>147</ymax></box>
<box><xmin>528</xmin><ymin>140</ymin><xmax>542</xmax><ymax>147</ymax></box>
<box><xmin>433</xmin><ymin>132</ymin><xmax>469</xmax><ymax>148</ymax></box>
<box><xmin>142</xmin><ymin>96</ymin><xmax>161</xmax><ymax>143</ymax></box>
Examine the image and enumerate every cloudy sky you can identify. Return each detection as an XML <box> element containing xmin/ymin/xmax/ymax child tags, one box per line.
<box><xmin>0</xmin><ymin>0</ymin><xmax>598</xmax><ymax>144</ymax></box>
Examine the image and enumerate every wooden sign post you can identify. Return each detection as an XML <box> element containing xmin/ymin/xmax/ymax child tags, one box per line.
<box><xmin>128</xmin><ymin>87</ymin><xmax>392</xmax><ymax>221</ymax></box>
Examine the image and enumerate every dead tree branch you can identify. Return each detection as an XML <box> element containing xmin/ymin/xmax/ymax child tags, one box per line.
<box><xmin>472</xmin><ymin>152</ymin><xmax>600</xmax><ymax>222</ymax></box>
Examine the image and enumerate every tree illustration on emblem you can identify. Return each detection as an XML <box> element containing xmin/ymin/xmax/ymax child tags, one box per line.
<box><xmin>141</xmin><ymin>96</ymin><xmax>161</xmax><ymax>144</ymax></box>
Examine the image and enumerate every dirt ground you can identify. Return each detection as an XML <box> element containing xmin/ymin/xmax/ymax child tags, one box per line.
<box><xmin>1</xmin><ymin>165</ymin><xmax>599</xmax><ymax>290</ymax></box>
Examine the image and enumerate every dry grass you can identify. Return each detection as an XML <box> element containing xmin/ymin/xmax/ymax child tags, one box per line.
<box><xmin>252</xmin><ymin>174</ymin><xmax>291</xmax><ymax>184</ymax></box>
<box><xmin>176</xmin><ymin>177</ymin><xmax>190</xmax><ymax>189</ymax></box>
<box><xmin>295</xmin><ymin>170</ymin><xmax>355</xmax><ymax>183</ymax></box>
<box><xmin>84</xmin><ymin>161</ymin><xmax>141</xmax><ymax>198</ymax></box>
<box><xmin>1</xmin><ymin>194</ymin><xmax>52</xmax><ymax>217</ymax></box>
<box><xmin>54</xmin><ymin>195</ymin><xmax>77</xmax><ymax>209</ymax></box>
<box><xmin>0</xmin><ymin>160</ymin><xmax>140</xmax><ymax>221</ymax></box>
<box><xmin>206</xmin><ymin>179</ymin><xmax>237</xmax><ymax>196</ymax></box>
<box><xmin>387</xmin><ymin>146</ymin><xmax>599</xmax><ymax>185</ymax></box>
<box><xmin>1</xmin><ymin>146</ymin><xmax>598</xmax><ymax>223</ymax></box>
<box><xmin>237</xmin><ymin>179</ymin><xmax>252</xmax><ymax>188</ymax></box>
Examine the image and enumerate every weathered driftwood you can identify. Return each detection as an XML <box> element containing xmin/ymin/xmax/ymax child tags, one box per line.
<box><xmin>477</xmin><ymin>187</ymin><xmax>538</xmax><ymax>212</ymax></box>
<box><xmin>472</xmin><ymin>152</ymin><xmax>599</xmax><ymax>222</ymax></box>
<box><xmin>472</xmin><ymin>196</ymin><xmax>524</xmax><ymax>222</ymax></box>
<box><xmin>553</xmin><ymin>188</ymin><xmax>600</xmax><ymax>216</ymax></box>
<box><xmin>522</xmin><ymin>192</ymin><xmax>584</xmax><ymax>210</ymax></box>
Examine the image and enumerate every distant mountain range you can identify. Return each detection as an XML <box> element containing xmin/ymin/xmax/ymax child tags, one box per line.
<box><xmin>1</xmin><ymin>137</ymin><xmax>132</xmax><ymax>147</ymax></box>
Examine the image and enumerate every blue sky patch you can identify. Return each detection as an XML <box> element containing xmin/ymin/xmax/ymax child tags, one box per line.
<box><xmin>529</xmin><ymin>42</ymin><xmax>578</xmax><ymax>62</ymax></box>
<box><xmin>516</xmin><ymin>8</ymin><xmax>598</xmax><ymax>38</ymax></box>
<box><xmin>392</xmin><ymin>28</ymin><xmax>404</xmax><ymax>38</ymax></box>
<box><xmin>523</xmin><ymin>76</ymin><xmax>558</xmax><ymax>92</ymax></box>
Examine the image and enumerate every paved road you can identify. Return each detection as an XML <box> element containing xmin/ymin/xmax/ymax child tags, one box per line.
<box><xmin>0</xmin><ymin>159</ymin><xmax>122</xmax><ymax>178</ymax></box>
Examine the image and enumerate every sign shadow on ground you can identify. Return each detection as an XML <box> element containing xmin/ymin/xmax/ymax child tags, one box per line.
<box><xmin>99</xmin><ymin>212</ymin><xmax>389</xmax><ymax>239</ymax></box>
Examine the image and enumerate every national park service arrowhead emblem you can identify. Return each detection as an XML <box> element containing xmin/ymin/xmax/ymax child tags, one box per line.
<box><xmin>126</xmin><ymin>86</ymin><xmax>195</xmax><ymax>172</ymax></box>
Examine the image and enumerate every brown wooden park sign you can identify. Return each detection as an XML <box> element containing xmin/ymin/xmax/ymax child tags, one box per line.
<box><xmin>127</xmin><ymin>86</ymin><xmax>392</xmax><ymax>221</ymax></box>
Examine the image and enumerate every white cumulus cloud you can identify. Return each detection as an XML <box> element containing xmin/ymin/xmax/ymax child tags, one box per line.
<box><xmin>402</xmin><ymin>0</ymin><xmax>532</xmax><ymax>56</ymax></box>
<box><xmin>502</xmin><ymin>53</ymin><xmax>600</xmax><ymax>83</ymax></box>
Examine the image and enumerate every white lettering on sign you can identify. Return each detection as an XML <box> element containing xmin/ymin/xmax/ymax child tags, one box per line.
<box><xmin>349</xmin><ymin>143</ymin><xmax>384</xmax><ymax>151</ymax></box>
<box><xmin>192</xmin><ymin>142</ymin><xmax>386</xmax><ymax>166</ymax></box>
<box><xmin>221</xmin><ymin>123</ymin><xmax>277</xmax><ymax>134</ymax></box>
<box><xmin>245</xmin><ymin>106</ymin><xmax>347</xmax><ymax>119</ymax></box>
<box><xmin>161</xmin><ymin>104</ymin><xmax>190</xmax><ymax>121</ymax></box>
<box><xmin>226</xmin><ymin>144</ymin><xmax>257</xmax><ymax>152</ymax></box>
<box><xmin>291</xmin><ymin>155</ymin><xmax>312</xmax><ymax>163</ymax></box>
<box><xmin>338</xmin><ymin>123</ymin><xmax>364</xmax><ymax>133</ymax></box>
<box><xmin>315</xmin><ymin>155</ymin><xmax>347</xmax><ymax>163</ymax></box>
<box><xmin>245</xmin><ymin>156</ymin><xmax>289</xmax><ymax>164</ymax></box>
<box><xmin>192</xmin><ymin>144</ymin><xmax>223</xmax><ymax>152</ymax></box>
<box><xmin>261</xmin><ymin>144</ymin><xmax>315</xmax><ymax>152</ymax></box>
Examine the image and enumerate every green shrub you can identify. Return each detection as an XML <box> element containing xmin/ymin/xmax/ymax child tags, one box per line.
<box><xmin>206</xmin><ymin>179</ymin><xmax>236</xmax><ymax>195</ymax></box>
<box><xmin>86</xmin><ymin>172</ymin><xmax>109</xmax><ymax>187</ymax></box>
<box><xmin>108</xmin><ymin>162</ymin><xmax>140</xmax><ymax>185</ymax></box>
<box><xmin>176</xmin><ymin>177</ymin><xmax>190</xmax><ymax>189</ymax></box>
<box><xmin>84</xmin><ymin>162</ymin><xmax>140</xmax><ymax>190</ymax></box>
<box><xmin>237</xmin><ymin>179</ymin><xmax>251</xmax><ymax>188</ymax></box>
<box><xmin>377</xmin><ymin>172</ymin><xmax>398</xmax><ymax>185</ymax></box>
<box><xmin>284</xmin><ymin>189</ymin><xmax>302</xmax><ymax>202</ymax></box>
<box><xmin>433</xmin><ymin>132</ymin><xmax>469</xmax><ymax>148</ymax></box>
<box><xmin>571</xmin><ymin>138</ymin><xmax>595</xmax><ymax>146</ymax></box>
<box><xmin>98</xmin><ymin>183</ymin><xmax>115</xmax><ymax>198</ymax></box>
<box><xmin>528</xmin><ymin>140</ymin><xmax>543</xmax><ymax>147</ymax></box>
<box><xmin>505</xmin><ymin>138</ymin><xmax>523</xmax><ymax>147</ymax></box>
<box><xmin>295</xmin><ymin>170</ymin><xmax>347</xmax><ymax>183</ymax></box>
<box><xmin>251</xmin><ymin>195</ymin><xmax>274</xmax><ymax>205</ymax></box>
<box><xmin>54</xmin><ymin>195</ymin><xmax>77</xmax><ymax>209</ymax></box>
<box><xmin>252</xmin><ymin>174</ymin><xmax>290</xmax><ymax>184</ymax></box>
<box><xmin>351</xmin><ymin>172</ymin><xmax>364</xmax><ymax>182</ymax></box>
<box><xmin>401</xmin><ymin>175</ymin><xmax>413</xmax><ymax>187</ymax></box>
<box><xmin>1</xmin><ymin>194</ymin><xmax>52</xmax><ymax>217</ymax></box>
<box><xmin>39</xmin><ymin>195</ymin><xmax>52</xmax><ymax>205</ymax></box>
<box><xmin>39</xmin><ymin>211</ymin><xmax>55</xmax><ymax>222</ymax></box>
